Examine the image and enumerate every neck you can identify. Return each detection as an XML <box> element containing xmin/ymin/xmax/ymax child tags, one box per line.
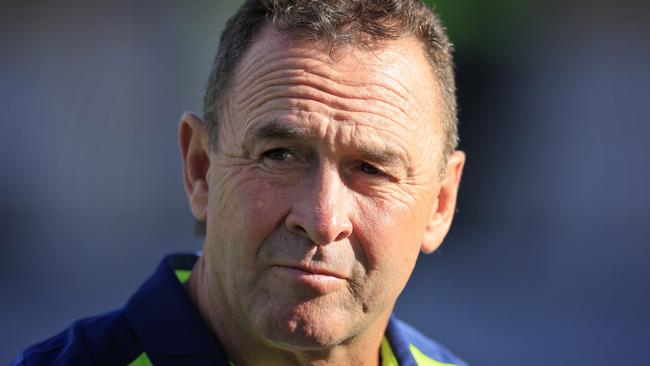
<box><xmin>185</xmin><ymin>255</ymin><xmax>389</xmax><ymax>366</ymax></box>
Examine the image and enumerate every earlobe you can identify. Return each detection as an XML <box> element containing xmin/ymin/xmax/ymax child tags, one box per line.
<box><xmin>179</xmin><ymin>112</ymin><xmax>211</xmax><ymax>222</ymax></box>
<box><xmin>421</xmin><ymin>150</ymin><xmax>465</xmax><ymax>254</ymax></box>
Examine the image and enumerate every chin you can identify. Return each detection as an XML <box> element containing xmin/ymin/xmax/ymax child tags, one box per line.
<box><xmin>254</xmin><ymin>301</ymin><xmax>355</xmax><ymax>351</ymax></box>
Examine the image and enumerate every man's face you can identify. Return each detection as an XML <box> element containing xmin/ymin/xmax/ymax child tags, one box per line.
<box><xmin>194</xmin><ymin>28</ymin><xmax>462</xmax><ymax>351</ymax></box>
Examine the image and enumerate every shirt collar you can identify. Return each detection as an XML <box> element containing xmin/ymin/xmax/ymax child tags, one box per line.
<box><xmin>125</xmin><ymin>253</ymin><xmax>230</xmax><ymax>364</ymax></box>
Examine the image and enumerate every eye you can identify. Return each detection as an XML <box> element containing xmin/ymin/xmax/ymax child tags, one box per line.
<box><xmin>358</xmin><ymin>162</ymin><xmax>385</xmax><ymax>176</ymax></box>
<box><xmin>263</xmin><ymin>148</ymin><xmax>296</xmax><ymax>162</ymax></box>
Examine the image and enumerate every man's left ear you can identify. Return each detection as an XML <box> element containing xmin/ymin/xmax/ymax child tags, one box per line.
<box><xmin>421</xmin><ymin>150</ymin><xmax>466</xmax><ymax>254</ymax></box>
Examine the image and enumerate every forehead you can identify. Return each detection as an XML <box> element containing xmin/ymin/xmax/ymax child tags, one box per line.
<box><xmin>233</xmin><ymin>26</ymin><xmax>438</xmax><ymax>99</ymax></box>
<box><xmin>223</xmin><ymin>26</ymin><xmax>443</xmax><ymax>157</ymax></box>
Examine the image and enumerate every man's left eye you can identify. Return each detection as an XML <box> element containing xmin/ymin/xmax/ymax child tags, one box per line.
<box><xmin>358</xmin><ymin>162</ymin><xmax>384</xmax><ymax>176</ymax></box>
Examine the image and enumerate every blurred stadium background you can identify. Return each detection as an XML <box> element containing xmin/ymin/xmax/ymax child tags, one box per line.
<box><xmin>1</xmin><ymin>0</ymin><xmax>649</xmax><ymax>364</ymax></box>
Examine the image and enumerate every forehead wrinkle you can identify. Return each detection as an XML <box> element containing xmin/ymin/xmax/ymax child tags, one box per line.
<box><xmin>241</xmin><ymin>53</ymin><xmax>414</xmax><ymax>108</ymax></box>
<box><xmin>232</xmin><ymin>57</ymin><xmax>415</xmax><ymax>121</ymax></box>
<box><xmin>233</xmin><ymin>55</ymin><xmax>321</xmax><ymax>100</ymax></box>
<box><xmin>230</xmin><ymin>30</ymin><xmax>431</xmax><ymax>118</ymax></box>
<box><xmin>231</xmin><ymin>34</ymin><xmax>340</xmax><ymax>99</ymax></box>
<box><xmin>238</xmin><ymin>91</ymin><xmax>410</xmax><ymax>135</ymax></box>
<box><xmin>233</xmin><ymin>28</ymin><xmax>334</xmax><ymax>83</ymax></box>
<box><xmin>234</xmin><ymin>78</ymin><xmax>416</xmax><ymax>137</ymax></box>
<box><xmin>237</xmin><ymin>69</ymin><xmax>414</xmax><ymax>119</ymax></box>
<box><xmin>230</xmin><ymin>50</ymin><xmax>420</xmax><ymax>122</ymax></box>
<box><xmin>243</xmin><ymin>104</ymin><xmax>413</xmax><ymax>150</ymax></box>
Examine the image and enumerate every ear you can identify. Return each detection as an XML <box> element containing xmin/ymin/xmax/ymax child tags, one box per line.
<box><xmin>179</xmin><ymin>112</ymin><xmax>211</xmax><ymax>222</ymax></box>
<box><xmin>421</xmin><ymin>150</ymin><xmax>466</xmax><ymax>254</ymax></box>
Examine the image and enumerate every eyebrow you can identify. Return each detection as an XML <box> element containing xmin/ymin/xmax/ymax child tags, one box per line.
<box><xmin>355</xmin><ymin>144</ymin><xmax>407</xmax><ymax>168</ymax></box>
<box><xmin>251</xmin><ymin>120</ymin><xmax>316</xmax><ymax>141</ymax></box>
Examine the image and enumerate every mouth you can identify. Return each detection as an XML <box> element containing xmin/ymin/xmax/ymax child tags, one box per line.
<box><xmin>271</xmin><ymin>264</ymin><xmax>348</xmax><ymax>292</ymax></box>
<box><xmin>289</xmin><ymin>264</ymin><xmax>346</xmax><ymax>279</ymax></box>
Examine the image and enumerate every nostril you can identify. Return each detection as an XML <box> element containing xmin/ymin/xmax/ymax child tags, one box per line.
<box><xmin>291</xmin><ymin>224</ymin><xmax>307</xmax><ymax>236</ymax></box>
<box><xmin>334</xmin><ymin>230</ymin><xmax>349</xmax><ymax>242</ymax></box>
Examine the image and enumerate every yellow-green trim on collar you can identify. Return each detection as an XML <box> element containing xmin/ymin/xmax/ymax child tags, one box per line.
<box><xmin>127</xmin><ymin>352</ymin><xmax>152</xmax><ymax>366</ymax></box>
<box><xmin>381</xmin><ymin>336</ymin><xmax>399</xmax><ymax>365</ymax></box>
<box><xmin>174</xmin><ymin>269</ymin><xmax>192</xmax><ymax>284</ymax></box>
<box><xmin>381</xmin><ymin>336</ymin><xmax>460</xmax><ymax>366</ymax></box>
<box><xmin>410</xmin><ymin>343</ymin><xmax>459</xmax><ymax>366</ymax></box>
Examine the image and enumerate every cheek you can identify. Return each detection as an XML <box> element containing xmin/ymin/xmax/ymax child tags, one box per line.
<box><xmin>354</xmin><ymin>196</ymin><xmax>426</xmax><ymax>275</ymax></box>
<box><xmin>211</xmin><ymin>170</ymin><xmax>292</xmax><ymax>247</ymax></box>
<box><xmin>350</xmin><ymin>202</ymin><xmax>423</xmax><ymax>314</ymax></box>
<box><xmin>242</xmin><ymin>180</ymin><xmax>290</xmax><ymax>230</ymax></box>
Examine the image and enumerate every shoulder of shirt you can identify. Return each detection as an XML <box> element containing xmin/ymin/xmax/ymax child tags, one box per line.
<box><xmin>390</xmin><ymin>316</ymin><xmax>469</xmax><ymax>366</ymax></box>
<box><xmin>12</xmin><ymin>309</ymin><xmax>141</xmax><ymax>366</ymax></box>
<box><xmin>12</xmin><ymin>253</ymin><xmax>202</xmax><ymax>366</ymax></box>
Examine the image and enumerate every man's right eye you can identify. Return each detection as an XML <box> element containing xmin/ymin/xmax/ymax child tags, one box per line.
<box><xmin>262</xmin><ymin>148</ymin><xmax>296</xmax><ymax>162</ymax></box>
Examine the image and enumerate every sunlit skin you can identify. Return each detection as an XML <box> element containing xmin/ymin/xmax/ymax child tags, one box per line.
<box><xmin>180</xmin><ymin>26</ymin><xmax>465</xmax><ymax>366</ymax></box>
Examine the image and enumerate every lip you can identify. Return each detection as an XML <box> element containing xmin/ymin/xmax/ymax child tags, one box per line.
<box><xmin>271</xmin><ymin>264</ymin><xmax>348</xmax><ymax>292</ymax></box>
<box><xmin>293</xmin><ymin>263</ymin><xmax>347</xmax><ymax>279</ymax></box>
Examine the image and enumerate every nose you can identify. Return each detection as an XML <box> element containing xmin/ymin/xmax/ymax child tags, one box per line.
<box><xmin>285</xmin><ymin>164</ymin><xmax>353</xmax><ymax>245</ymax></box>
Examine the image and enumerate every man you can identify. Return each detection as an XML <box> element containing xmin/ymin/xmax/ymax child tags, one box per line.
<box><xmin>14</xmin><ymin>0</ymin><xmax>467</xmax><ymax>365</ymax></box>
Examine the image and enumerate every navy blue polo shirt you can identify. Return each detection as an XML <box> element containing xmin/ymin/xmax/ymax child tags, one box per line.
<box><xmin>13</xmin><ymin>254</ymin><xmax>468</xmax><ymax>366</ymax></box>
